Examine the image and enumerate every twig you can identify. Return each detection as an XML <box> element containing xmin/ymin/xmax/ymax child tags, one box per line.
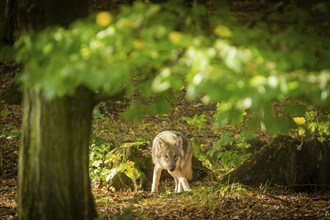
<box><xmin>246</xmin><ymin>186</ymin><xmax>291</xmax><ymax>205</ymax></box>
<box><xmin>261</xmin><ymin>192</ymin><xmax>291</xmax><ymax>205</ymax></box>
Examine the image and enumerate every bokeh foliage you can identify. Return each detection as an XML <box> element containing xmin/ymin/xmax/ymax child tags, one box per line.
<box><xmin>14</xmin><ymin>1</ymin><xmax>329</xmax><ymax>135</ymax></box>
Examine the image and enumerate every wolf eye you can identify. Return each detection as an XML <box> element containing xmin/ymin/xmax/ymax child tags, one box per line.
<box><xmin>165</xmin><ymin>155</ymin><xmax>169</xmax><ymax>159</ymax></box>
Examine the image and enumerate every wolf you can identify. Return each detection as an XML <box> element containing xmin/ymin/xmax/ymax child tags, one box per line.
<box><xmin>151</xmin><ymin>130</ymin><xmax>193</xmax><ymax>193</ymax></box>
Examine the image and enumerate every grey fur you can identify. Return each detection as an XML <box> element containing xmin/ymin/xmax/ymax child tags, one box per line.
<box><xmin>151</xmin><ymin>130</ymin><xmax>193</xmax><ymax>193</ymax></box>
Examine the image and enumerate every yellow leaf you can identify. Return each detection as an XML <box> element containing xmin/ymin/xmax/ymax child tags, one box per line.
<box><xmin>214</xmin><ymin>25</ymin><xmax>232</xmax><ymax>38</ymax></box>
<box><xmin>293</xmin><ymin>116</ymin><xmax>306</xmax><ymax>125</ymax></box>
<box><xmin>96</xmin><ymin>12</ymin><xmax>113</xmax><ymax>27</ymax></box>
<box><xmin>298</xmin><ymin>128</ymin><xmax>305</xmax><ymax>136</ymax></box>
<box><xmin>169</xmin><ymin>32</ymin><xmax>182</xmax><ymax>44</ymax></box>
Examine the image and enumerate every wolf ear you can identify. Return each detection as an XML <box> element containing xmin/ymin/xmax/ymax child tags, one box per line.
<box><xmin>154</xmin><ymin>137</ymin><xmax>165</xmax><ymax>158</ymax></box>
<box><xmin>158</xmin><ymin>137</ymin><xmax>166</xmax><ymax>147</ymax></box>
<box><xmin>175</xmin><ymin>136</ymin><xmax>183</xmax><ymax>148</ymax></box>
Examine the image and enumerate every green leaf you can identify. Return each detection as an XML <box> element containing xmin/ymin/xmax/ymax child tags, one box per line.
<box><xmin>0</xmin><ymin>108</ymin><xmax>10</xmax><ymax>118</ymax></box>
<box><xmin>9</xmin><ymin>129</ymin><xmax>21</xmax><ymax>138</ymax></box>
<box><xmin>283</xmin><ymin>104</ymin><xmax>306</xmax><ymax>117</ymax></box>
<box><xmin>122</xmin><ymin>101</ymin><xmax>144</xmax><ymax>122</ymax></box>
<box><xmin>92</xmin><ymin>160</ymin><xmax>102</xmax><ymax>168</ymax></box>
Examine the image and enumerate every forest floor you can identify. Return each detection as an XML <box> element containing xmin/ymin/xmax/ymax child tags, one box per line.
<box><xmin>1</xmin><ymin>61</ymin><xmax>330</xmax><ymax>219</ymax></box>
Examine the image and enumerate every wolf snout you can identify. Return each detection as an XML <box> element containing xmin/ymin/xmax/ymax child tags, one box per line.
<box><xmin>169</xmin><ymin>166</ymin><xmax>176</xmax><ymax>172</ymax></box>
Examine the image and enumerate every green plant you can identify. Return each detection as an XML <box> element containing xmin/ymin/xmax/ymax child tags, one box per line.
<box><xmin>1</xmin><ymin>108</ymin><xmax>10</xmax><ymax>118</ymax></box>
<box><xmin>89</xmin><ymin>141</ymin><xmax>145</xmax><ymax>191</ymax></box>
<box><xmin>182</xmin><ymin>114</ymin><xmax>207</xmax><ymax>129</ymax></box>
<box><xmin>0</xmin><ymin>108</ymin><xmax>20</xmax><ymax>139</ymax></box>
<box><xmin>206</xmin><ymin>131</ymin><xmax>251</xmax><ymax>172</ymax></box>
<box><xmin>191</xmin><ymin>140</ymin><xmax>213</xmax><ymax>170</ymax></box>
<box><xmin>292</xmin><ymin>111</ymin><xmax>330</xmax><ymax>143</ymax></box>
<box><xmin>192</xmin><ymin>182</ymin><xmax>249</xmax><ymax>198</ymax></box>
<box><xmin>217</xmin><ymin>182</ymin><xmax>249</xmax><ymax>197</ymax></box>
<box><xmin>0</xmin><ymin>129</ymin><xmax>21</xmax><ymax>140</ymax></box>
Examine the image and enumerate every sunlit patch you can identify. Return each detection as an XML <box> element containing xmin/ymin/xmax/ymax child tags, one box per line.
<box><xmin>268</xmin><ymin>75</ymin><xmax>279</xmax><ymax>88</ymax></box>
<box><xmin>241</xmin><ymin>97</ymin><xmax>252</xmax><ymax>109</ymax></box>
<box><xmin>152</xmin><ymin>68</ymin><xmax>171</xmax><ymax>92</ymax></box>
<box><xmin>193</xmin><ymin>73</ymin><xmax>203</xmax><ymax>85</ymax></box>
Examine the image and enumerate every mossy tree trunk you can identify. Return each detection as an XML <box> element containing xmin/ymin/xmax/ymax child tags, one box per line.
<box><xmin>16</xmin><ymin>0</ymin><xmax>98</xmax><ymax>219</ymax></box>
<box><xmin>18</xmin><ymin>87</ymin><xmax>97</xmax><ymax>219</ymax></box>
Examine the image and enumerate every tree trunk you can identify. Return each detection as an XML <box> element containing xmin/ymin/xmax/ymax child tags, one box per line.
<box><xmin>17</xmin><ymin>0</ymin><xmax>88</xmax><ymax>31</ymax></box>
<box><xmin>18</xmin><ymin>87</ymin><xmax>97</xmax><ymax>219</ymax></box>
<box><xmin>223</xmin><ymin>136</ymin><xmax>330</xmax><ymax>191</ymax></box>
<box><xmin>15</xmin><ymin>0</ymin><xmax>97</xmax><ymax>219</ymax></box>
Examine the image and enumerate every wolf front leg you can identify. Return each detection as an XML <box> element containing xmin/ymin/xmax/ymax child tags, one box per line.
<box><xmin>151</xmin><ymin>166</ymin><xmax>162</xmax><ymax>193</ymax></box>
<box><xmin>173</xmin><ymin>176</ymin><xmax>179</xmax><ymax>192</ymax></box>
<box><xmin>170</xmin><ymin>169</ymin><xmax>191</xmax><ymax>193</ymax></box>
<box><xmin>177</xmin><ymin>178</ymin><xmax>183</xmax><ymax>193</ymax></box>
<box><xmin>178</xmin><ymin>177</ymin><xmax>191</xmax><ymax>192</ymax></box>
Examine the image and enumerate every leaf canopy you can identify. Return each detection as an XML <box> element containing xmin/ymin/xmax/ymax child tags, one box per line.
<box><xmin>15</xmin><ymin>1</ymin><xmax>330</xmax><ymax>134</ymax></box>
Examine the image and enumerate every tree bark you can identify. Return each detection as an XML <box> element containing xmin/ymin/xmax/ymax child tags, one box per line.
<box><xmin>16</xmin><ymin>0</ymin><xmax>98</xmax><ymax>219</ymax></box>
<box><xmin>0</xmin><ymin>0</ymin><xmax>17</xmax><ymax>45</ymax></box>
<box><xmin>18</xmin><ymin>87</ymin><xmax>97</xmax><ymax>219</ymax></box>
<box><xmin>17</xmin><ymin>0</ymin><xmax>88</xmax><ymax>31</ymax></box>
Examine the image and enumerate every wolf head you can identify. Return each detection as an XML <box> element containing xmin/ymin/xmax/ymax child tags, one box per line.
<box><xmin>156</xmin><ymin>136</ymin><xmax>184</xmax><ymax>172</ymax></box>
